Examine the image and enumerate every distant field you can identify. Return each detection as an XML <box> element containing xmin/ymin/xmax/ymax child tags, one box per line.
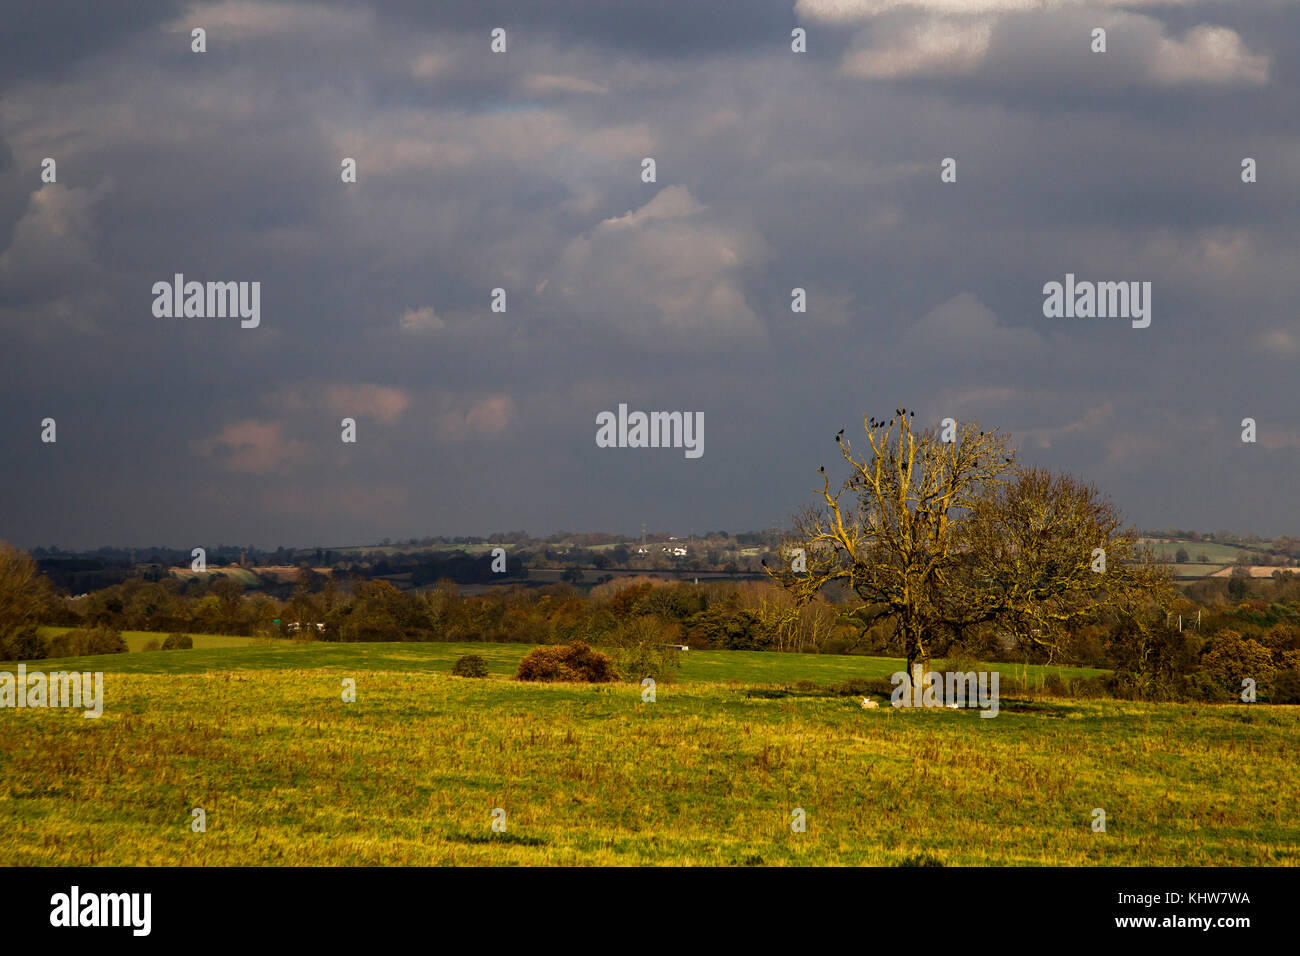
<box><xmin>1209</xmin><ymin>566</ymin><xmax>1294</xmax><ymax>579</ymax></box>
<box><xmin>168</xmin><ymin>567</ymin><xmax>263</xmax><ymax>586</ymax></box>
<box><xmin>0</xmin><ymin>640</ymin><xmax>1293</xmax><ymax>866</ymax></box>
<box><xmin>1142</xmin><ymin>539</ymin><xmax>1257</xmax><ymax>564</ymax></box>
<box><xmin>38</xmin><ymin>627</ymin><xmax>258</xmax><ymax>653</ymax></box>
<box><xmin>12</xmin><ymin>637</ymin><xmax>1102</xmax><ymax>685</ymax></box>
<box><xmin>1170</xmin><ymin>563</ymin><xmax>1228</xmax><ymax>579</ymax></box>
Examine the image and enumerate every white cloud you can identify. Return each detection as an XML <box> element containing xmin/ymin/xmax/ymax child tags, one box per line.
<box><xmin>1149</xmin><ymin>24</ymin><xmax>1269</xmax><ymax>86</ymax></box>
<box><xmin>798</xmin><ymin>0</ymin><xmax>1204</xmax><ymax>22</ymax></box>
<box><xmin>436</xmin><ymin>394</ymin><xmax>517</xmax><ymax>441</ymax></box>
<box><xmin>1250</xmin><ymin>329</ymin><xmax>1300</xmax><ymax>357</ymax></box>
<box><xmin>842</xmin><ymin>16</ymin><xmax>993</xmax><ymax>78</ymax></box>
<box><xmin>398</xmin><ymin>306</ymin><xmax>446</xmax><ymax>334</ymax></box>
<box><xmin>0</xmin><ymin>183</ymin><xmax>113</xmax><ymax>336</ymax></box>
<box><xmin>322</xmin><ymin>385</ymin><xmax>411</xmax><ymax>425</ymax></box>
<box><xmin>1016</xmin><ymin>402</ymin><xmax>1117</xmax><ymax>450</ymax></box>
<box><xmin>410</xmin><ymin>53</ymin><xmax>445</xmax><ymax>80</ymax></box>
<box><xmin>520</xmin><ymin>73</ymin><xmax>609</xmax><ymax>96</ymax></box>
<box><xmin>0</xmin><ymin>184</ymin><xmax>105</xmax><ymax>289</ymax></box>
<box><xmin>548</xmin><ymin>186</ymin><xmax>768</xmax><ymax>347</ymax></box>
<box><xmin>192</xmin><ymin>420</ymin><xmax>308</xmax><ymax>475</ymax></box>
<box><xmin>815</xmin><ymin>2</ymin><xmax>1269</xmax><ymax>87</ymax></box>
<box><xmin>270</xmin><ymin>383</ymin><xmax>412</xmax><ymax>425</ymax></box>
<box><xmin>325</xmin><ymin>109</ymin><xmax>654</xmax><ymax>177</ymax></box>
<box><xmin>167</xmin><ymin>1</ymin><xmax>370</xmax><ymax>40</ymax></box>
<box><xmin>899</xmin><ymin>292</ymin><xmax>1045</xmax><ymax>363</ymax></box>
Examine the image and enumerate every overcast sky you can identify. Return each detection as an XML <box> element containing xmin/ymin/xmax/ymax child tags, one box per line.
<box><xmin>2</xmin><ymin>0</ymin><xmax>1298</xmax><ymax>550</ymax></box>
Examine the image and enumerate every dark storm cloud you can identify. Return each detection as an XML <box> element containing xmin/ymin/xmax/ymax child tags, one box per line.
<box><xmin>379</xmin><ymin>0</ymin><xmax>799</xmax><ymax>56</ymax></box>
<box><xmin>0</xmin><ymin>0</ymin><xmax>188</xmax><ymax>85</ymax></box>
<box><xmin>0</xmin><ymin>0</ymin><xmax>1297</xmax><ymax>548</ymax></box>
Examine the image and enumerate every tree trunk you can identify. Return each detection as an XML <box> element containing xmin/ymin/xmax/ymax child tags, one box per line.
<box><xmin>904</xmin><ymin>627</ymin><xmax>929</xmax><ymax>700</ymax></box>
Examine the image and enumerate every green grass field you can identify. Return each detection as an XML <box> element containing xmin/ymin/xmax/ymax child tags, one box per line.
<box><xmin>1170</xmin><ymin>563</ymin><xmax>1229</xmax><ymax>579</ymax></box>
<box><xmin>39</xmin><ymin>627</ymin><xmax>259</xmax><ymax>653</ymax></box>
<box><xmin>1142</xmin><ymin>539</ymin><xmax>1256</xmax><ymax>564</ymax></box>
<box><xmin>1</xmin><ymin>639</ymin><xmax>1295</xmax><ymax>866</ymax></box>
<box><xmin>18</xmin><ymin>638</ymin><xmax>1100</xmax><ymax>683</ymax></box>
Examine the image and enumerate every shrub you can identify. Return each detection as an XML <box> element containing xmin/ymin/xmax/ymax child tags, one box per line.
<box><xmin>604</xmin><ymin>615</ymin><xmax>684</xmax><ymax>684</ymax></box>
<box><xmin>339</xmin><ymin>620</ymin><xmax>402</xmax><ymax>642</ymax></box>
<box><xmin>515</xmin><ymin>640</ymin><xmax>615</xmax><ymax>683</ymax></box>
<box><xmin>47</xmin><ymin>626</ymin><xmax>127</xmax><ymax>658</ymax></box>
<box><xmin>1184</xmin><ymin>671</ymin><xmax>1234</xmax><ymax>703</ymax></box>
<box><xmin>452</xmin><ymin>654</ymin><xmax>489</xmax><ymax>678</ymax></box>
<box><xmin>1200</xmin><ymin>630</ymin><xmax>1273</xmax><ymax>696</ymax></box>
<box><xmin>162</xmin><ymin>633</ymin><xmax>194</xmax><ymax>650</ymax></box>
<box><xmin>1272</xmin><ymin>668</ymin><xmax>1300</xmax><ymax>705</ymax></box>
<box><xmin>611</xmin><ymin>643</ymin><xmax>682</xmax><ymax>684</ymax></box>
<box><xmin>1073</xmin><ymin>675</ymin><xmax>1112</xmax><ymax>699</ymax></box>
<box><xmin>143</xmin><ymin>638</ymin><xmax>162</xmax><ymax>652</ymax></box>
<box><xmin>831</xmin><ymin>677</ymin><xmax>893</xmax><ymax>698</ymax></box>
<box><xmin>1042</xmin><ymin>672</ymin><xmax>1067</xmax><ymax>697</ymax></box>
<box><xmin>934</xmin><ymin>650</ymin><xmax>983</xmax><ymax>676</ymax></box>
<box><xmin>0</xmin><ymin>626</ymin><xmax>50</xmax><ymax>661</ymax></box>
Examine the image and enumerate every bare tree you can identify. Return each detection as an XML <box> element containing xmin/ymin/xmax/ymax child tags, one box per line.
<box><xmin>767</xmin><ymin>410</ymin><xmax>1173</xmax><ymax>675</ymax></box>
<box><xmin>766</xmin><ymin>409</ymin><xmax>1014</xmax><ymax>678</ymax></box>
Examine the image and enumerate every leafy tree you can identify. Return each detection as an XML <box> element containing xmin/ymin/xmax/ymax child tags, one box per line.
<box><xmin>1200</xmin><ymin>630</ymin><xmax>1274</xmax><ymax>697</ymax></box>
<box><xmin>0</xmin><ymin>543</ymin><xmax>50</xmax><ymax>661</ymax></box>
<box><xmin>959</xmin><ymin>468</ymin><xmax>1171</xmax><ymax>661</ymax></box>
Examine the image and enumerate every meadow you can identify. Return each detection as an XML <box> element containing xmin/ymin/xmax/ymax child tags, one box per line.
<box><xmin>38</xmin><ymin>627</ymin><xmax>258</xmax><ymax>653</ymax></box>
<box><xmin>1</xmin><ymin>640</ymin><xmax>1295</xmax><ymax>866</ymax></box>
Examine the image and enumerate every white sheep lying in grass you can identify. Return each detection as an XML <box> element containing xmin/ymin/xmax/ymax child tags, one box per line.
<box><xmin>861</xmin><ymin>697</ymin><xmax>879</xmax><ymax>709</ymax></box>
